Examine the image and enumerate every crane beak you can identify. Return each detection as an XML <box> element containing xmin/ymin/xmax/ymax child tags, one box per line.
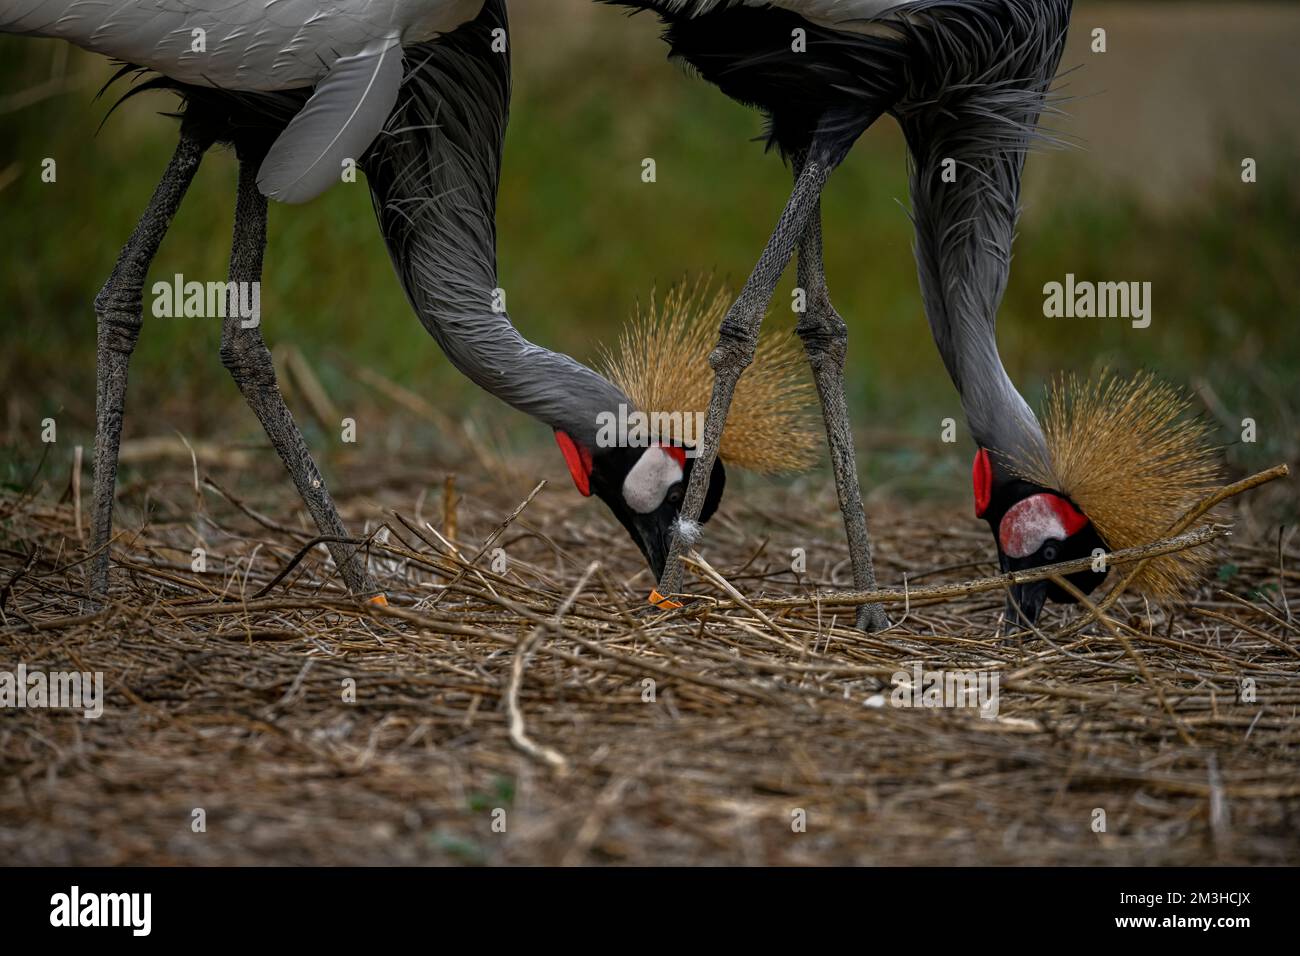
<box><xmin>632</xmin><ymin>511</ymin><xmax>671</xmax><ymax>583</ymax></box>
<box><xmin>1003</xmin><ymin>580</ymin><xmax>1049</xmax><ymax>634</ymax></box>
<box><xmin>629</xmin><ymin>516</ymin><xmax>685</xmax><ymax>609</ymax></box>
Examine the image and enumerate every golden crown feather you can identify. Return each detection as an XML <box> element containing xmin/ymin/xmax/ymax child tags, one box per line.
<box><xmin>1015</xmin><ymin>370</ymin><xmax>1224</xmax><ymax>603</ymax></box>
<box><xmin>600</xmin><ymin>279</ymin><xmax>820</xmax><ymax>474</ymax></box>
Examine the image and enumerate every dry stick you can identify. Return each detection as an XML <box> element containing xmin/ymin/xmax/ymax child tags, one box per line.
<box><xmin>443</xmin><ymin>475</ymin><xmax>458</xmax><ymax>547</ymax></box>
<box><xmin>506</xmin><ymin>562</ymin><xmax>597</xmax><ymax>772</ymax></box>
<box><xmin>417</xmin><ymin>605</ymin><xmax>772</xmax><ymax>702</ymax></box>
<box><xmin>202</xmin><ymin>477</ymin><xmax>312</xmax><ymax>541</ymax></box>
<box><xmin>1011</xmin><ymin>624</ymin><xmax>1258</xmax><ymax>680</ymax></box>
<box><xmin>683</xmin><ymin>551</ymin><xmax>802</xmax><ymax>651</ymax></box>
<box><xmin>705</xmin><ymin>526</ymin><xmax>1225</xmax><ymax>612</ymax></box>
<box><xmin>358</xmin><ymin>593</ymin><xmax>780</xmax><ymax>704</ymax></box>
<box><xmin>144</xmin><ymin>597</ymin><xmax>365</xmax><ymax>619</ymax></box>
<box><xmin>419</xmin><ymin>520</ymin><xmax>501</xmax><ymax>601</ymax></box>
<box><xmin>596</xmin><ymin>566</ymin><xmax>643</xmax><ymax>632</ymax></box>
<box><xmin>251</xmin><ymin>532</ymin><xmax>380</xmax><ymax>599</ymax></box>
<box><xmin>1192</xmin><ymin>607</ymin><xmax>1300</xmax><ymax>660</ymax></box>
<box><xmin>1277</xmin><ymin>525</ymin><xmax>1292</xmax><ymax>623</ymax></box>
<box><xmin>174</xmin><ymin>431</ymin><xmax>203</xmax><ymax>520</ymax></box>
<box><xmin>117</xmin><ymin>558</ymin><xmax>220</xmax><ymax>598</ymax></box>
<box><xmin>378</xmin><ymin>533</ymin><xmax>620</xmax><ymax>624</ymax></box>
<box><xmin>551</xmin><ymin>618</ymin><xmax>782</xmax><ymax>704</ymax></box>
<box><xmin>390</xmin><ymin>510</ymin><xmax>444</xmax><ymax>556</ymax></box>
<box><xmin>723</xmin><ymin>465</ymin><xmax>1287</xmax><ymax>616</ymax></box>
<box><xmin>1050</xmin><ymin>573</ymin><xmax>1195</xmax><ymax>747</ymax></box>
<box><xmin>72</xmin><ymin>445</ymin><xmax>83</xmax><ymax>544</ymax></box>
<box><xmin>0</xmin><ymin>544</ymin><xmax>40</xmax><ymax>614</ymax></box>
<box><xmin>1217</xmin><ymin>588</ymin><xmax>1300</xmax><ymax>637</ymax></box>
<box><xmin>3</xmin><ymin>607</ymin><xmax>108</xmax><ymax>633</ymax></box>
<box><xmin>426</xmin><ymin>481</ymin><xmax>546</xmax><ymax>610</ymax></box>
<box><xmin>282</xmin><ymin>346</ymin><xmax>340</xmax><ymax>434</ymax></box>
<box><xmin>387</xmin><ymin>510</ymin><xmax>500</xmax><ymax>597</ymax></box>
<box><xmin>1046</xmin><ymin>464</ymin><xmax>1291</xmax><ymax>643</ymax></box>
<box><xmin>388</xmin><ymin>512</ymin><xmax>581</xmax><ymax>616</ymax></box>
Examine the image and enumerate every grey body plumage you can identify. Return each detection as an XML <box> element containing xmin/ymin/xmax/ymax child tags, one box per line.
<box><xmin>3</xmin><ymin>0</ymin><xmax>486</xmax><ymax>202</ymax></box>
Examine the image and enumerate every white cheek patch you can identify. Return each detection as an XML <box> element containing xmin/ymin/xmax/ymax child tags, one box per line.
<box><xmin>999</xmin><ymin>494</ymin><xmax>1067</xmax><ymax>559</ymax></box>
<box><xmin>622</xmin><ymin>447</ymin><xmax>684</xmax><ymax>514</ymax></box>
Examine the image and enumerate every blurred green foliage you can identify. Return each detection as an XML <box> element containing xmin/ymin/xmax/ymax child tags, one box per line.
<box><xmin>1</xmin><ymin>2</ymin><xmax>1297</xmax><ymax>497</ymax></box>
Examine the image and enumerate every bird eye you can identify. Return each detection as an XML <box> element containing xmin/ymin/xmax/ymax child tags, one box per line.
<box><xmin>667</xmin><ymin>485</ymin><xmax>683</xmax><ymax>506</ymax></box>
<box><xmin>1042</xmin><ymin>542</ymin><xmax>1060</xmax><ymax>562</ymax></box>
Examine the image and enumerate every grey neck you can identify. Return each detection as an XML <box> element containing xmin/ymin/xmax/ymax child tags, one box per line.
<box><xmin>907</xmin><ymin>149</ymin><xmax>1048</xmax><ymax>472</ymax></box>
<box><xmin>894</xmin><ymin>1</ymin><xmax>1074</xmax><ymax>476</ymax></box>
<box><xmin>898</xmin><ymin>91</ymin><xmax>1068</xmax><ymax>474</ymax></box>
<box><xmin>363</xmin><ymin>1</ymin><xmax>628</xmax><ymax>451</ymax></box>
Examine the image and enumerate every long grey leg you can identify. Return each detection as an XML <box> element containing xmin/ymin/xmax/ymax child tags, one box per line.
<box><xmin>90</xmin><ymin>128</ymin><xmax>211</xmax><ymax>598</ymax></box>
<box><xmin>657</xmin><ymin>158</ymin><xmax>831</xmax><ymax>598</ymax></box>
<box><xmin>792</xmin><ymin>164</ymin><xmax>889</xmax><ymax>633</ymax></box>
<box><xmin>218</xmin><ymin>151</ymin><xmax>380</xmax><ymax>600</ymax></box>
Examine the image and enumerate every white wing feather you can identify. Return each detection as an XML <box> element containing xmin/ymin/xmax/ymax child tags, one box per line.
<box><xmin>256</xmin><ymin>34</ymin><xmax>403</xmax><ymax>204</ymax></box>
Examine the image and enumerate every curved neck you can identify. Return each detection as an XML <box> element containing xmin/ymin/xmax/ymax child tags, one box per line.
<box><xmin>898</xmin><ymin>7</ymin><xmax>1071</xmax><ymax>474</ymax></box>
<box><xmin>363</xmin><ymin>0</ymin><xmax>628</xmax><ymax>450</ymax></box>
<box><xmin>907</xmin><ymin>138</ymin><xmax>1047</xmax><ymax>472</ymax></box>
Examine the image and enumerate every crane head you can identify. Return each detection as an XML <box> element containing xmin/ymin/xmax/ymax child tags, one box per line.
<box><xmin>561</xmin><ymin>278</ymin><xmax>819</xmax><ymax>581</ymax></box>
<box><xmin>599</xmin><ymin>280</ymin><xmax>820</xmax><ymax>475</ymax></box>
<box><xmin>555</xmin><ymin>433</ymin><xmax>726</xmax><ymax>580</ymax></box>
<box><xmin>984</xmin><ymin>370</ymin><xmax>1223</xmax><ymax>631</ymax></box>
<box><xmin>975</xmin><ymin>447</ymin><xmax>1109</xmax><ymax>629</ymax></box>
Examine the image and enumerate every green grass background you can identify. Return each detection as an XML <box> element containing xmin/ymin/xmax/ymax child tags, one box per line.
<box><xmin>1</xmin><ymin>0</ymin><xmax>1297</xmax><ymax>499</ymax></box>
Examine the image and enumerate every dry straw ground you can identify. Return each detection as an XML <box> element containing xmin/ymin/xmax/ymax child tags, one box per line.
<box><xmin>0</xmin><ymin>427</ymin><xmax>1296</xmax><ymax>865</ymax></box>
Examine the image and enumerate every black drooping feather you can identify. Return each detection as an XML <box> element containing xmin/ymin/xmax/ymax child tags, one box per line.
<box><xmin>602</xmin><ymin>0</ymin><xmax>907</xmax><ymax>162</ymax></box>
<box><xmin>100</xmin><ymin>62</ymin><xmax>311</xmax><ymax>157</ymax></box>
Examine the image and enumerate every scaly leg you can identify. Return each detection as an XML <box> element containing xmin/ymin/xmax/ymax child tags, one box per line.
<box><xmin>218</xmin><ymin>150</ymin><xmax>380</xmax><ymax>599</ymax></box>
<box><xmin>656</xmin><ymin>157</ymin><xmax>831</xmax><ymax>598</ymax></box>
<box><xmin>792</xmin><ymin>161</ymin><xmax>889</xmax><ymax>632</ymax></box>
<box><xmin>89</xmin><ymin>126</ymin><xmax>211</xmax><ymax>598</ymax></box>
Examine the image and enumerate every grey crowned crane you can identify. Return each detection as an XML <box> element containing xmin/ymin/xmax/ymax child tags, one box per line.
<box><xmin>601</xmin><ymin>0</ymin><xmax>1220</xmax><ymax>630</ymax></box>
<box><xmin>363</xmin><ymin>2</ymin><xmax>752</xmax><ymax>594</ymax></box>
<box><xmin>2</xmin><ymin>0</ymin><xmax>802</xmax><ymax>604</ymax></box>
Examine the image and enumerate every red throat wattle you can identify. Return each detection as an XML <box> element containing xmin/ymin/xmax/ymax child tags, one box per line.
<box><xmin>555</xmin><ymin>430</ymin><xmax>593</xmax><ymax>497</ymax></box>
<box><xmin>973</xmin><ymin>448</ymin><xmax>993</xmax><ymax>517</ymax></box>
